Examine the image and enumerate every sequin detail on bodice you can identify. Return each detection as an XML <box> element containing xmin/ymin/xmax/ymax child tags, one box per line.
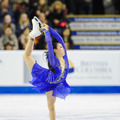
<box><xmin>46</xmin><ymin>63</ymin><xmax>68</xmax><ymax>84</ymax></box>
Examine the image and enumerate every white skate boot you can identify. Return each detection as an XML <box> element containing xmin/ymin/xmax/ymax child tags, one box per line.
<box><xmin>29</xmin><ymin>17</ymin><xmax>42</xmax><ymax>39</ymax></box>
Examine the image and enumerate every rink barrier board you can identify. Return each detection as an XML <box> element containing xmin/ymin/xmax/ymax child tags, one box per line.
<box><xmin>1</xmin><ymin>51</ymin><xmax>120</xmax><ymax>86</ymax></box>
<box><xmin>71</xmin><ymin>31</ymin><xmax>120</xmax><ymax>36</ymax></box>
<box><xmin>74</xmin><ymin>43</ymin><xmax>120</xmax><ymax>45</ymax></box>
<box><xmin>68</xmin><ymin>18</ymin><xmax>120</xmax><ymax>22</ymax></box>
<box><xmin>67</xmin><ymin>15</ymin><xmax>120</xmax><ymax>22</ymax></box>
<box><xmin>67</xmin><ymin>15</ymin><xmax>120</xmax><ymax>17</ymax></box>
<box><xmin>74</xmin><ymin>45</ymin><xmax>120</xmax><ymax>49</ymax></box>
<box><xmin>71</xmin><ymin>28</ymin><xmax>120</xmax><ymax>31</ymax></box>
<box><xmin>0</xmin><ymin>86</ymin><xmax>120</xmax><ymax>94</ymax></box>
<box><xmin>72</xmin><ymin>37</ymin><xmax>120</xmax><ymax>45</ymax></box>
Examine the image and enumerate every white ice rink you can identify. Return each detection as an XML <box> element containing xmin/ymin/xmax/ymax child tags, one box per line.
<box><xmin>0</xmin><ymin>94</ymin><xmax>120</xmax><ymax>120</ymax></box>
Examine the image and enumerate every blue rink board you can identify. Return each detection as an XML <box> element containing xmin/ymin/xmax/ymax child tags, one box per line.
<box><xmin>71</xmin><ymin>31</ymin><xmax>120</xmax><ymax>36</ymax></box>
<box><xmin>68</xmin><ymin>17</ymin><xmax>120</xmax><ymax>22</ymax></box>
<box><xmin>0</xmin><ymin>86</ymin><xmax>120</xmax><ymax>94</ymax></box>
<box><xmin>74</xmin><ymin>45</ymin><xmax>120</xmax><ymax>49</ymax></box>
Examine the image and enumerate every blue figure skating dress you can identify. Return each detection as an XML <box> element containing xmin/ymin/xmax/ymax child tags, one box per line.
<box><xmin>29</xmin><ymin>27</ymin><xmax>70</xmax><ymax>99</ymax></box>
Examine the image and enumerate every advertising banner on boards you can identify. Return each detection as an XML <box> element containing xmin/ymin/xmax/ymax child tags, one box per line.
<box><xmin>0</xmin><ymin>51</ymin><xmax>120</xmax><ymax>86</ymax></box>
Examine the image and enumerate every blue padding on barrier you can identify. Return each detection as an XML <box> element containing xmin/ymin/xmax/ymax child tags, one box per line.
<box><xmin>70</xmin><ymin>86</ymin><xmax>120</xmax><ymax>94</ymax></box>
<box><xmin>71</xmin><ymin>31</ymin><xmax>120</xmax><ymax>36</ymax></box>
<box><xmin>0</xmin><ymin>86</ymin><xmax>40</xmax><ymax>94</ymax></box>
<box><xmin>74</xmin><ymin>45</ymin><xmax>120</xmax><ymax>50</ymax></box>
<box><xmin>68</xmin><ymin>17</ymin><xmax>120</xmax><ymax>22</ymax></box>
<box><xmin>0</xmin><ymin>86</ymin><xmax>120</xmax><ymax>94</ymax></box>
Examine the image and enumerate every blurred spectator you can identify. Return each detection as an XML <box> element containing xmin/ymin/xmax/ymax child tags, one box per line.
<box><xmin>16</xmin><ymin>13</ymin><xmax>31</xmax><ymax>37</ymax></box>
<box><xmin>49</xmin><ymin>1</ymin><xmax>70</xmax><ymax>34</ymax></box>
<box><xmin>0</xmin><ymin>23</ymin><xmax>2</xmax><ymax>37</ymax></box>
<box><xmin>0</xmin><ymin>0</ymin><xmax>14</xmax><ymax>23</ymax></box>
<box><xmin>104</xmin><ymin>0</ymin><xmax>115</xmax><ymax>14</ymax></box>
<box><xmin>14</xmin><ymin>2</ymin><xmax>29</xmax><ymax>24</ymax></box>
<box><xmin>113</xmin><ymin>0</ymin><xmax>120</xmax><ymax>14</ymax></box>
<box><xmin>75</xmin><ymin>0</ymin><xmax>93</xmax><ymax>14</ymax></box>
<box><xmin>35</xmin><ymin>9</ymin><xmax>41</xmax><ymax>17</ymax></box>
<box><xmin>1</xmin><ymin>14</ymin><xmax>16</xmax><ymax>35</ymax></box>
<box><xmin>65</xmin><ymin>41</ymin><xmax>72</xmax><ymax>50</ymax></box>
<box><xmin>47</xmin><ymin>0</ymin><xmax>75</xmax><ymax>14</ymax></box>
<box><xmin>10</xmin><ymin>1</ymin><xmax>18</xmax><ymax>12</ymax></box>
<box><xmin>38</xmin><ymin>12</ymin><xmax>52</xmax><ymax>27</ymax></box>
<box><xmin>0</xmin><ymin>26</ymin><xmax>18</xmax><ymax>50</ymax></box>
<box><xmin>34</xmin><ymin>35</ymin><xmax>46</xmax><ymax>49</ymax></box>
<box><xmin>62</xmin><ymin>27</ymin><xmax>74</xmax><ymax>49</ymax></box>
<box><xmin>92</xmin><ymin>0</ymin><xmax>105</xmax><ymax>14</ymax></box>
<box><xmin>64</xmin><ymin>0</ymin><xmax>76</xmax><ymax>14</ymax></box>
<box><xmin>4</xmin><ymin>42</ymin><xmax>14</xmax><ymax>50</ymax></box>
<box><xmin>47</xmin><ymin>0</ymin><xmax>65</xmax><ymax>6</ymax></box>
<box><xmin>37</xmin><ymin>0</ymin><xmax>50</xmax><ymax>17</ymax></box>
<box><xmin>47</xmin><ymin>0</ymin><xmax>69</xmax><ymax>14</ymax></box>
<box><xmin>28</xmin><ymin>0</ymin><xmax>38</xmax><ymax>19</ymax></box>
<box><xmin>19</xmin><ymin>27</ymin><xmax>30</xmax><ymax>49</ymax></box>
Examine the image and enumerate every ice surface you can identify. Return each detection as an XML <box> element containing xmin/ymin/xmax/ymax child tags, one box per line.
<box><xmin>0</xmin><ymin>94</ymin><xmax>120</xmax><ymax>120</ymax></box>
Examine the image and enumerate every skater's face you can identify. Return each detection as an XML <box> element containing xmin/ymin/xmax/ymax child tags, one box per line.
<box><xmin>54</xmin><ymin>43</ymin><xmax>65</xmax><ymax>57</ymax></box>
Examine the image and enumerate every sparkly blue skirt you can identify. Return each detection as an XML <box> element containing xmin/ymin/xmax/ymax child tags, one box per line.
<box><xmin>29</xmin><ymin>62</ymin><xmax>70</xmax><ymax>99</ymax></box>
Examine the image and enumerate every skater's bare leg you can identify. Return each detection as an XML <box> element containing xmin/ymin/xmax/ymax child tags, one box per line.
<box><xmin>46</xmin><ymin>90</ymin><xmax>56</xmax><ymax>120</ymax></box>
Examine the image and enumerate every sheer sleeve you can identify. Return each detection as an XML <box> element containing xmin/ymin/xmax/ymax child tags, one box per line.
<box><xmin>49</xmin><ymin>26</ymin><xmax>68</xmax><ymax>60</ymax></box>
<box><xmin>43</xmin><ymin>29</ymin><xmax>59</xmax><ymax>68</ymax></box>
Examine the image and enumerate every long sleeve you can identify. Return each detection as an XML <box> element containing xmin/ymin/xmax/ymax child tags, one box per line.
<box><xmin>49</xmin><ymin>26</ymin><xmax>68</xmax><ymax>60</ymax></box>
<box><xmin>43</xmin><ymin>29</ymin><xmax>58</xmax><ymax>68</ymax></box>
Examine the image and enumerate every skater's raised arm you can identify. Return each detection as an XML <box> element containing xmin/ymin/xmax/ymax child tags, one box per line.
<box><xmin>49</xmin><ymin>26</ymin><xmax>68</xmax><ymax>60</ymax></box>
<box><xmin>42</xmin><ymin>25</ymin><xmax>58</xmax><ymax>68</ymax></box>
<box><xmin>49</xmin><ymin>27</ymin><xmax>65</xmax><ymax>49</ymax></box>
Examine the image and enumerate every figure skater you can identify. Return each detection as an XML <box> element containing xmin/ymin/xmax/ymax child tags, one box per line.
<box><xmin>24</xmin><ymin>16</ymin><xmax>70</xmax><ymax>120</ymax></box>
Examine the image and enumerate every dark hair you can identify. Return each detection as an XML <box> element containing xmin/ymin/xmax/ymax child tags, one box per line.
<box><xmin>45</xmin><ymin>37</ymin><xmax>58</xmax><ymax>72</ymax></box>
<box><xmin>4</xmin><ymin>25</ymin><xmax>13</xmax><ymax>33</ymax></box>
<box><xmin>4</xmin><ymin>42</ymin><xmax>14</xmax><ymax>50</ymax></box>
<box><xmin>22</xmin><ymin>26</ymin><xmax>30</xmax><ymax>33</ymax></box>
<box><xmin>20</xmin><ymin>2</ymin><xmax>28</xmax><ymax>7</ymax></box>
